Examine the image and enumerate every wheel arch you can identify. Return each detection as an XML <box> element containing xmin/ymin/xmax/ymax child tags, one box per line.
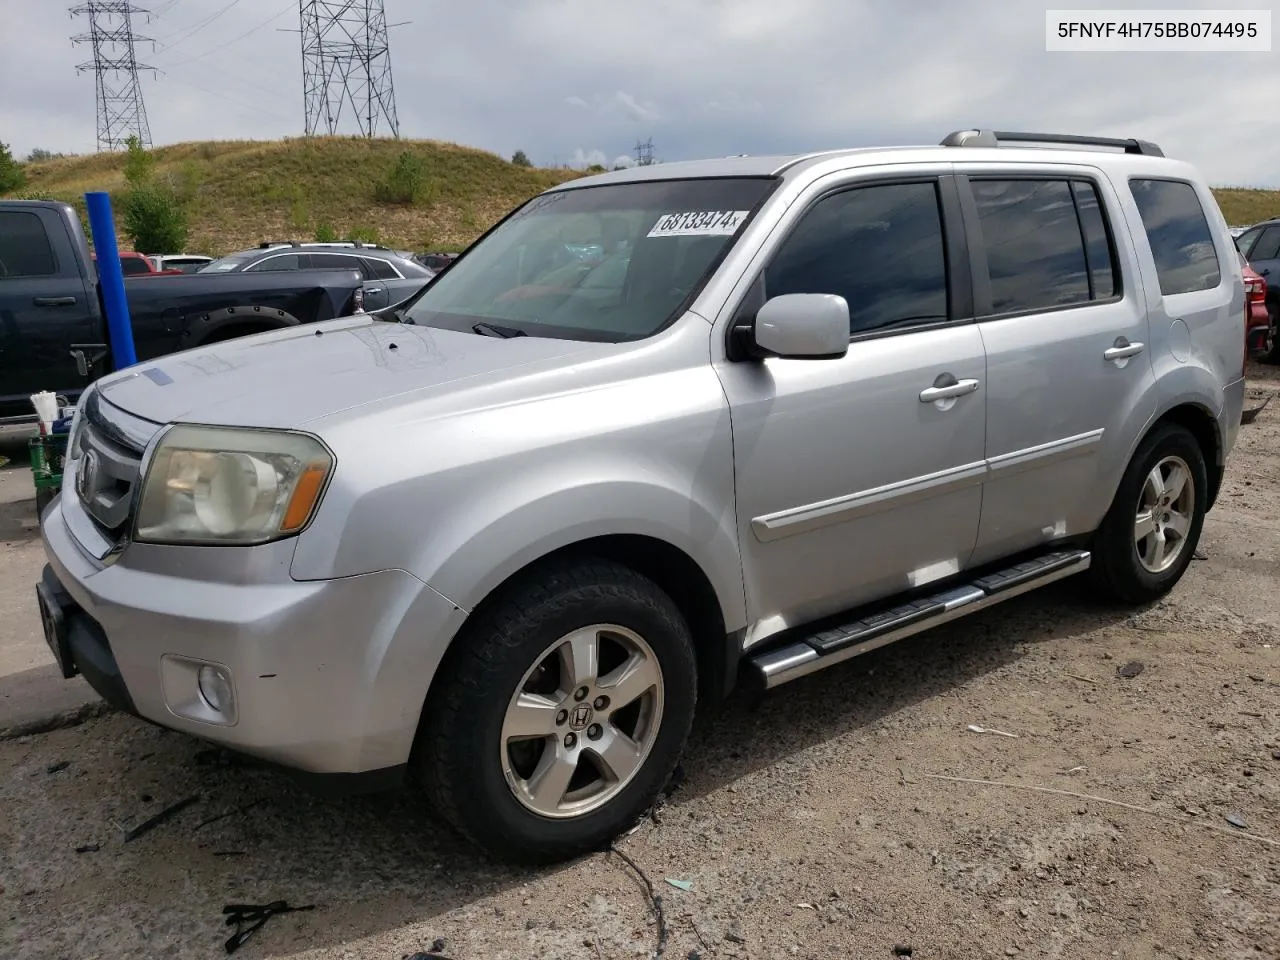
<box><xmin>1146</xmin><ymin>401</ymin><xmax>1223</xmax><ymax>509</ymax></box>
<box><xmin>428</xmin><ymin>533</ymin><xmax>740</xmax><ymax>710</ymax></box>
<box><xmin>188</xmin><ymin>305</ymin><xmax>302</xmax><ymax>345</ymax></box>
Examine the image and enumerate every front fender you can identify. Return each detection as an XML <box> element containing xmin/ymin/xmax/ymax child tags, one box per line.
<box><xmin>290</xmin><ymin>366</ymin><xmax>747</xmax><ymax>633</ymax></box>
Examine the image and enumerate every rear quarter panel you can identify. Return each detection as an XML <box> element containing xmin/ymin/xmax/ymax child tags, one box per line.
<box><xmin>1103</xmin><ymin>161</ymin><xmax>1244</xmax><ymax>464</ymax></box>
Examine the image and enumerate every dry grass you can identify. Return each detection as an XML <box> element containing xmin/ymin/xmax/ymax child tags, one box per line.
<box><xmin>1214</xmin><ymin>188</ymin><xmax>1280</xmax><ymax>229</ymax></box>
<box><xmin>7</xmin><ymin>137</ymin><xmax>1277</xmax><ymax>254</ymax></box>
<box><xmin>8</xmin><ymin>137</ymin><xmax>582</xmax><ymax>255</ymax></box>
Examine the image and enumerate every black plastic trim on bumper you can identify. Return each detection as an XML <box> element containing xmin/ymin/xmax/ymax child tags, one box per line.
<box><xmin>39</xmin><ymin>563</ymin><xmax>137</xmax><ymax>716</ymax></box>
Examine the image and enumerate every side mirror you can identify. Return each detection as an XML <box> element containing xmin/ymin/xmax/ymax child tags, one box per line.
<box><xmin>751</xmin><ymin>293</ymin><xmax>850</xmax><ymax>360</ymax></box>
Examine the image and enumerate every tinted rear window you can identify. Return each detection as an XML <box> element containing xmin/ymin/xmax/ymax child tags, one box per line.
<box><xmin>970</xmin><ymin>179</ymin><xmax>1090</xmax><ymax>313</ymax></box>
<box><xmin>0</xmin><ymin>211</ymin><xmax>58</xmax><ymax>277</ymax></box>
<box><xmin>1129</xmin><ymin>178</ymin><xmax>1221</xmax><ymax>295</ymax></box>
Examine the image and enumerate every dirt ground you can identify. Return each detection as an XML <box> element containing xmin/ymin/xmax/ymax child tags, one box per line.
<box><xmin>2</xmin><ymin>369</ymin><xmax>1278</xmax><ymax>960</ymax></box>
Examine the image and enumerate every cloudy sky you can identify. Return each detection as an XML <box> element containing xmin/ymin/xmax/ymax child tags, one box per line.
<box><xmin>1</xmin><ymin>0</ymin><xmax>1277</xmax><ymax>185</ymax></box>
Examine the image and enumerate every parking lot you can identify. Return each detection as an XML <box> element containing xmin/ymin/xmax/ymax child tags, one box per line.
<box><xmin>0</xmin><ymin>367</ymin><xmax>1275</xmax><ymax>960</ymax></box>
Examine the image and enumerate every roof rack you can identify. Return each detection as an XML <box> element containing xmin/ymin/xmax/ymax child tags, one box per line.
<box><xmin>940</xmin><ymin>129</ymin><xmax>1164</xmax><ymax>157</ymax></box>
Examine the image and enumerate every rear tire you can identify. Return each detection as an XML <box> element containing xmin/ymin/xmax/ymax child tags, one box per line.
<box><xmin>418</xmin><ymin>559</ymin><xmax>697</xmax><ymax>864</ymax></box>
<box><xmin>1089</xmin><ymin>423</ymin><xmax>1207</xmax><ymax>604</ymax></box>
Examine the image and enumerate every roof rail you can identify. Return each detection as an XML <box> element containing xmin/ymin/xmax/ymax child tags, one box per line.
<box><xmin>940</xmin><ymin>129</ymin><xmax>1164</xmax><ymax>157</ymax></box>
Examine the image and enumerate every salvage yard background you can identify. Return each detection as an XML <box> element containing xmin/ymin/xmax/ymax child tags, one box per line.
<box><xmin>1</xmin><ymin>365</ymin><xmax>1277</xmax><ymax>959</ymax></box>
<box><xmin>5</xmin><ymin>136</ymin><xmax>1280</xmax><ymax>255</ymax></box>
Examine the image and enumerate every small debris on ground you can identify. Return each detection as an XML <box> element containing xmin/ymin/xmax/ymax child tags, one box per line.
<box><xmin>966</xmin><ymin>724</ymin><xmax>1019</xmax><ymax>738</ymax></box>
<box><xmin>893</xmin><ymin>945</ymin><xmax>914</xmax><ymax>957</ymax></box>
<box><xmin>46</xmin><ymin>761</ymin><xmax>69</xmax><ymax>774</ymax></box>
<box><xmin>223</xmin><ymin>900</ymin><xmax>315</xmax><ymax>954</ymax></box>
<box><xmin>665</xmin><ymin>878</ymin><xmax>694</xmax><ymax>892</ymax></box>
<box><xmin>1117</xmin><ymin>661</ymin><xmax>1145</xmax><ymax>679</ymax></box>
<box><xmin>120</xmin><ymin>794</ymin><xmax>200</xmax><ymax>843</ymax></box>
<box><xmin>74</xmin><ymin>844</ymin><xmax>99</xmax><ymax>854</ymax></box>
<box><xmin>1225</xmin><ymin>813</ymin><xmax>1249</xmax><ymax>829</ymax></box>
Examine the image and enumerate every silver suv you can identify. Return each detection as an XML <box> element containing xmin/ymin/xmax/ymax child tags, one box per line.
<box><xmin>37</xmin><ymin>129</ymin><xmax>1247</xmax><ymax>863</ymax></box>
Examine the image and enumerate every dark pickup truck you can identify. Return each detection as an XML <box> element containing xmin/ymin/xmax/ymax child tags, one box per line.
<box><xmin>0</xmin><ymin>200</ymin><xmax>366</xmax><ymax>424</ymax></box>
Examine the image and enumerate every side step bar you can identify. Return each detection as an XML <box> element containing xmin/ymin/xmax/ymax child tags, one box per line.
<box><xmin>748</xmin><ymin>549</ymin><xmax>1091</xmax><ymax>690</ymax></box>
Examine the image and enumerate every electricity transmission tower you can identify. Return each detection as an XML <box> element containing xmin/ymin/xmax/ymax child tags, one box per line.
<box><xmin>300</xmin><ymin>1</ymin><xmax>400</xmax><ymax>138</ymax></box>
<box><xmin>71</xmin><ymin>2</ymin><xmax>155</xmax><ymax>151</ymax></box>
<box><xmin>634</xmin><ymin>138</ymin><xmax>655</xmax><ymax>166</ymax></box>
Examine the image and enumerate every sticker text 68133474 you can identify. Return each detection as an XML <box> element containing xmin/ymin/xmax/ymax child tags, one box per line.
<box><xmin>647</xmin><ymin>210</ymin><xmax>750</xmax><ymax>238</ymax></box>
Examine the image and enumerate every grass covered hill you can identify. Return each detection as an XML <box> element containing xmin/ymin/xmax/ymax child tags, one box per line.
<box><xmin>8</xmin><ymin>137</ymin><xmax>583</xmax><ymax>255</ymax></box>
<box><xmin>5</xmin><ymin>136</ymin><xmax>1280</xmax><ymax>256</ymax></box>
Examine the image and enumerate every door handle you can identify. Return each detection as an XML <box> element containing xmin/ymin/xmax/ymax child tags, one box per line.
<box><xmin>34</xmin><ymin>296</ymin><xmax>77</xmax><ymax>307</ymax></box>
<box><xmin>365</xmin><ymin>286</ymin><xmax>384</xmax><ymax>295</ymax></box>
<box><xmin>1104</xmin><ymin>338</ymin><xmax>1145</xmax><ymax>362</ymax></box>
<box><xmin>919</xmin><ymin>378</ymin><xmax>981</xmax><ymax>403</ymax></box>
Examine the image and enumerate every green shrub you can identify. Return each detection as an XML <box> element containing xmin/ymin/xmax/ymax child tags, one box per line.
<box><xmin>122</xmin><ymin>136</ymin><xmax>155</xmax><ymax>186</ymax></box>
<box><xmin>373</xmin><ymin>150</ymin><xmax>427</xmax><ymax>204</ymax></box>
<box><xmin>511</xmin><ymin>150</ymin><xmax>532</xmax><ymax>167</ymax></box>
<box><xmin>0</xmin><ymin>141</ymin><xmax>25</xmax><ymax>193</ymax></box>
<box><xmin>123</xmin><ymin>184</ymin><xmax>189</xmax><ymax>254</ymax></box>
<box><xmin>314</xmin><ymin>221</ymin><xmax>339</xmax><ymax>243</ymax></box>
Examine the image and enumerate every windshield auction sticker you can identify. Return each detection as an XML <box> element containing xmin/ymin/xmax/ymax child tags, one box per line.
<box><xmin>647</xmin><ymin>211</ymin><xmax>750</xmax><ymax>237</ymax></box>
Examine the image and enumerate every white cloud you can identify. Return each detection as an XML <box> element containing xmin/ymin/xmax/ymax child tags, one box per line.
<box><xmin>3</xmin><ymin>0</ymin><xmax>1278</xmax><ymax>187</ymax></box>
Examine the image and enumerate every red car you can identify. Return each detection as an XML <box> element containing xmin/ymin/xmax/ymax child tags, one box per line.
<box><xmin>1242</xmin><ymin>251</ymin><xmax>1272</xmax><ymax>359</ymax></box>
<box><xmin>90</xmin><ymin>251</ymin><xmax>184</xmax><ymax>276</ymax></box>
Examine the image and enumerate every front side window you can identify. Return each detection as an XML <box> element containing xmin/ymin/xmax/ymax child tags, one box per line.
<box><xmin>764</xmin><ymin>181</ymin><xmax>950</xmax><ymax>335</ymax></box>
<box><xmin>399</xmin><ymin>177</ymin><xmax>776</xmax><ymax>342</ymax></box>
<box><xmin>0</xmin><ymin>212</ymin><xmax>57</xmax><ymax>278</ymax></box>
<box><xmin>1129</xmin><ymin>178</ymin><xmax>1221</xmax><ymax>296</ymax></box>
<box><xmin>1245</xmin><ymin>225</ymin><xmax>1280</xmax><ymax>263</ymax></box>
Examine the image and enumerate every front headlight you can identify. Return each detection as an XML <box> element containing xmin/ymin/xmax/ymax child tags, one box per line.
<box><xmin>135</xmin><ymin>425</ymin><xmax>334</xmax><ymax>545</ymax></box>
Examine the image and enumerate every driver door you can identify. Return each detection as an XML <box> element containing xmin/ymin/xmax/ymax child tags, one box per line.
<box><xmin>715</xmin><ymin>174</ymin><xmax>989</xmax><ymax>632</ymax></box>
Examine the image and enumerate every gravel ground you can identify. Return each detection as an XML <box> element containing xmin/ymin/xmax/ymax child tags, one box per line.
<box><xmin>3</xmin><ymin>368</ymin><xmax>1279</xmax><ymax>960</ymax></box>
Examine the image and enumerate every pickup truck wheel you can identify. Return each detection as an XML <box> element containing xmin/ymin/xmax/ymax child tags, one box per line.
<box><xmin>1089</xmin><ymin>423</ymin><xmax>1207</xmax><ymax>604</ymax></box>
<box><xmin>419</xmin><ymin>559</ymin><xmax>696</xmax><ymax>863</ymax></box>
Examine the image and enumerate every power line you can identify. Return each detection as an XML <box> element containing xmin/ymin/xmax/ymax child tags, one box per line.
<box><xmin>154</xmin><ymin>0</ymin><xmax>294</xmax><ymax>67</ymax></box>
<box><xmin>71</xmin><ymin>2</ymin><xmax>155</xmax><ymax>151</ymax></box>
<box><xmin>300</xmin><ymin>0</ymin><xmax>400</xmax><ymax>138</ymax></box>
<box><xmin>153</xmin><ymin>0</ymin><xmax>245</xmax><ymax>52</ymax></box>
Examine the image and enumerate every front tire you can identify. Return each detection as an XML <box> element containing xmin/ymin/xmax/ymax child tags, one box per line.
<box><xmin>419</xmin><ymin>559</ymin><xmax>697</xmax><ymax>863</ymax></box>
<box><xmin>1090</xmin><ymin>423</ymin><xmax>1207</xmax><ymax>604</ymax></box>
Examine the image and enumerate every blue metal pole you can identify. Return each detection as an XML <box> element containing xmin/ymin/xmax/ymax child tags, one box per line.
<box><xmin>84</xmin><ymin>191</ymin><xmax>138</xmax><ymax>369</ymax></box>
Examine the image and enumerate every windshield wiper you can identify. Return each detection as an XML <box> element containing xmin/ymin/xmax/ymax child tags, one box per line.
<box><xmin>472</xmin><ymin>321</ymin><xmax>527</xmax><ymax>339</ymax></box>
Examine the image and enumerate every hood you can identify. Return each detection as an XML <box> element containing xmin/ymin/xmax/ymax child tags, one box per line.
<box><xmin>94</xmin><ymin>315</ymin><xmax>605</xmax><ymax>428</ymax></box>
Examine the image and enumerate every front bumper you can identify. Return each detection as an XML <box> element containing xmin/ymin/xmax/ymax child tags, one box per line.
<box><xmin>40</xmin><ymin>494</ymin><xmax>467</xmax><ymax>782</ymax></box>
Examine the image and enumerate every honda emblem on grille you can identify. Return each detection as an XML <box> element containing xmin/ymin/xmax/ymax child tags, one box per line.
<box><xmin>76</xmin><ymin>448</ymin><xmax>100</xmax><ymax>502</ymax></box>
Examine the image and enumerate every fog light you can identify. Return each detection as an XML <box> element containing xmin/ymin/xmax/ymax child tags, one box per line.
<box><xmin>197</xmin><ymin>665</ymin><xmax>234</xmax><ymax>714</ymax></box>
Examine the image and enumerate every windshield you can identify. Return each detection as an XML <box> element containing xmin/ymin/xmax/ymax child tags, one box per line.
<box><xmin>198</xmin><ymin>253</ymin><xmax>253</xmax><ymax>273</ymax></box>
<box><xmin>399</xmin><ymin>177</ymin><xmax>777</xmax><ymax>341</ymax></box>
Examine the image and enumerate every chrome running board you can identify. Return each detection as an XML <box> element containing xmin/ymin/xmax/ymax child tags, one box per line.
<box><xmin>748</xmin><ymin>549</ymin><xmax>1092</xmax><ymax>690</ymax></box>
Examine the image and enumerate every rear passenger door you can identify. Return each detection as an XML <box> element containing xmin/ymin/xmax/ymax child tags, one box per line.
<box><xmin>0</xmin><ymin>209</ymin><xmax>97</xmax><ymax>420</ymax></box>
<box><xmin>312</xmin><ymin>253</ymin><xmax>385</xmax><ymax>308</ymax></box>
<box><xmin>957</xmin><ymin>171</ymin><xmax>1157</xmax><ymax>566</ymax></box>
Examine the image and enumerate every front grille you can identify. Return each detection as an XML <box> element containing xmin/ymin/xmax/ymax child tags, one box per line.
<box><xmin>75</xmin><ymin>390</ymin><xmax>160</xmax><ymax>535</ymax></box>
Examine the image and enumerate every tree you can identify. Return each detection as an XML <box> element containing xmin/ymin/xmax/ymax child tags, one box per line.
<box><xmin>123</xmin><ymin>184</ymin><xmax>189</xmax><ymax>254</ymax></box>
<box><xmin>122</xmin><ymin>135</ymin><xmax>155</xmax><ymax>186</ymax></box>
<box><xmin>511</xmin><ymin>150</ymin><xmax>532</xmax><ymax>167</ymax></box>
<box><xmin>27</xmin><ymin>147</ymin><xmax>62</xmax><ymax>163</ymax></box>
<box><xmin>0</xmin><ymin>141</ymin><xmax>25</xmax><ymax>194</ymax></box>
